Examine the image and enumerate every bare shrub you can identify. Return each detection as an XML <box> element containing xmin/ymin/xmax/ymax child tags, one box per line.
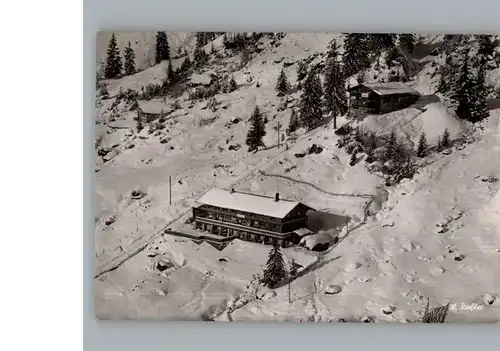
<box><xmin>199</xmin><ymin>114</ymin><xmax>220</xmax><ymax>127</ymax></box>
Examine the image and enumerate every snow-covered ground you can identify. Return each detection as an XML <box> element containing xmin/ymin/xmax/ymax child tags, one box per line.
<box><xmin>94</xmin><ymin>33</ymin><xmax>500</xmax><ymax>322</ymax></box>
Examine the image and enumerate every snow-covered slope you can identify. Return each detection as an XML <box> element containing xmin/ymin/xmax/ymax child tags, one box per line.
<box><xmin>361</xmin><ymin>102</ymin><xmax>471</xmax><ymax>146</ymax></box>
<box><xmin>94</xmin><ymin>33</ymin><xmax>500</xmax><ymax>322</ymax></box>
<box><xmin>96</xmin><ymin>31</ymin><xmax>195</xmax><ymax>73</ymax></box>
<box><xmin>226</xmin><ymin>111</ymin><xmax>500</xmax><ymax>323</ymax></box>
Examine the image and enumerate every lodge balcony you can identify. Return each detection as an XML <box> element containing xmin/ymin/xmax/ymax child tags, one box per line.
<box><xmin>193</xmin><ymin>217</ymin><xmax>300</xmax><ymax>247</ymax></box>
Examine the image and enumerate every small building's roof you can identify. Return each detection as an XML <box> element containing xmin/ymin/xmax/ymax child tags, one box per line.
<box><xmin>349</xmin><ymin>82</ymin><xmax>420</xmax><ymax>96</ymax></box>
<box><xmin>189</xmin><ymin>73</ymin><xmax>212</xmax><ymax>86</ymax></box>
<box><xmin>131</xmin><ymin>99</ymin><xmax>170</xmax><ymax>115</ymax></box>
<box><xmin>293</xmin><ymin>228</ymin><xmax>313</xmax><ymax>237</ymax></box>
<box><xmin>195</xmin><ymin>188</ymin><xmax>315</xmax><ymax>219</ymax></box>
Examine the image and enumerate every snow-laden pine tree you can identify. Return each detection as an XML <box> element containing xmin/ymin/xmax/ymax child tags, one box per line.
<box><xmin>343</xmin><ymin>33</ymin><xmax>370</xmax><ymax>78</ymax></box>
<box><xmin>289</xmin><ymin>259</ymin><xmax>301</xmax><ymax>278</ymax></box>
<box><xmin>368</xmin><ymin>34</ymin><xmax>396</xmax><ymax>58</ymax></box>
<box><xmin>442</xmin><ymin>128</ymin><xmax>451</xmax><ymax>148</ymax></box>
<box><xmin>262</xmin><ymin>243</ymin><xmax>287</xmax><ymax>289</ymax></box>
<box><xmin>276</xmin><ymin>68</ymin><xmax>290</xmax><ymax>96</ymax></box>
<box><xmin>369</xmin><ymin>132</ymin><xmax>377</xmax><ymax>151</ymax></box>
<box><xmin>385</xmin><ymin>130</ymin><xmax>397</xmax><ymax>162</ymax></box>
<box><xmin>245</xmin><ymin>106</ymin><xmax>266</xmax><ymax>152</ymax></box>
<box><xmin>469</xmin><ymin>59</ymin><xmax>490</xmax><ymax>123</ymax></box>
<box><xmin>155</xmin><ymin>31</ymin><xmax>170</xmax><ymax>64</ymax></box>
<box><xmin>104</xmin><ymin>33</ymin><xmax>123</xmax><ymax>79</ymax></box>
<box><xmin>298</xmin><ymin>68</ymin><xmax>323</xmax><ymax>131</ymax></box>
<box><xmin>194</xmin><ymin>46</ymin><xmax>209</xmax><ymax>68</ymax></box>
<box><xmin>436</xmin><ymin>136</ymin><xmax>443</xmax><ymax>152</ymax></box>
<box><xmin>477</xmin><ymin>35</ymin><xmax>496</xmax><ymax>61</ymax></box>
<box><xmin>296</xmin><ymin>61</ymin><xmax>308</xmax><ymax>82</ymax></box>
<box><xmin>180</xmin><ymin>55</ymin><xmax>191</xmax><ymax>73</ymax></box>
<box><xmin>123</xmin><ymin>41</ymin><xmax>136</xmax><ymax>76</ymax></box>
<box><xmin>323</xmin><ymin>40</ymin><xmax>347</xmax><ymax>129</ymax></box>
<box><xmin>167</xmin><ymin>60</ymin><xmax>175</xmax><ymax>85</ymax></box>
<box><xmin>195</xmin><ymin>32</ymin><xmax>206</xmax><ymax>49</ymax></box>
<box><xmin>416</xmin><ymin>131</ymin><xmax>429</xmax><ymax>157</ymax></box>
<box><xmin>454</xmin><ymin>49</ymin><xmax>483</xmax><ymax>122</ymax></box>
<box><xmin>398</xmin><ymin>33</ymin><xmax>416</xmax><ymax>54</ymax></box>
<box><xmin>287</xmin><ymin>109</ymin><xmax>299</xmax><ymax>134</ymax></box>
<box><xmin>229</xmin><ymin>76</ymin><xmax>238</xmax><ymax>92</ymax></box>
<box><xmin>349</xmin><ymin>150</ymin><xmax>357</xmax><ymax>166</ymax></box>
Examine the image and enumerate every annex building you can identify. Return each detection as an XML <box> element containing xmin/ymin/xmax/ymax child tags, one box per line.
<box><xmin>347</xmin><ymin>82</ymin><xmax>421</xmax><ymax>118</ymax></box>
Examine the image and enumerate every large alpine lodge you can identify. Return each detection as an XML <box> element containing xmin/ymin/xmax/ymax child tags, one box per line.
<box><xmin>192</xmin><ymin>188</ymin><xmax>316</xmax><ymax>247</ymax></box>
<box><xmin>347</xmin><ymin>82</ymin><xmax>421</xmax><ymax>118</ymax></box>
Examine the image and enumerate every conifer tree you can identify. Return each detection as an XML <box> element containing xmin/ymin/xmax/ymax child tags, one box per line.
<box><xmin>262</xmin><ymin>243</ymin><xmax>287</xmax><ymax>289</ymax></box>
<box><xmin>276</xmin><ymin>68</ymin><xmax>290</xmax><ymax>96</ymax></box>
<box><xmin>195</xmin><ymin>32</ymin><xmax>206</xmax><ymax>49</ymax></box>
<box><xmin>104</xmin><ymin>33</ymin><xmax>123</xmax><ymax>79</ymax></box>
<box><xmin>357</xmin><ymin>70</ymin><xmax>366</xmax><ymax>83</ymax></box>
<box><xmin>287</xmin><ymin>109</ymin><xmax>299</xmax><ymax>134</ymax></box>
<box><xmin>245</xmin><ymin>106</ymin><xmax>266</xmax><ymax>152</ymax></box>
<box><xmin>452</xmin><ymin>49</ymin><xmax>488</xmax><ymax>122</ymax></box>
<box><xmin>323</xmin><ymin>40</ymin><xmax>347</xmax><ymax>129</ymax></box>
<box><xmin>437</xmin><ymin>54</ymin><xmax>457</xmax><ymax>95</ymax></box>
<box><xmin>454</xmin><ymin>49</ymin><xmax>478</xmax><ymax>121</ymax></box>
<box><xmin>297</xmin><ymin>61</ymin><xmax>308</xmax><ymax>82</ymax></box>
<box><xmin>289</xmin><ymin>259</ymin><xmax>301</xmax><ymax>278</ymax></box>
<box><xmin>343</xmin><ymin>33</ymin><xmax>370</xmax><ymax>78</ymax></box>
<box><xmin>194</xmin><ymin>46</ymin><xmax>209</xmax><ymax>67</ymax></box>
<box><xmin>442</xmin><ymin>128</ymin><xmax>451</xmax><ymax>148</ymax></box>
<box><xmin>477</xmin><ymin>35</ymin><xmax>495</xmax><ymax>60</ymax></box>
<box><xmin>394</xmin><ymin>141</ymin><xmax>411</xmax><ymax>166</ymax></box>
<box><xmin>180</xmin><ymin>55</ymin><xmax>191</xmax><ymax>73</ymax></box>
<box><xmin>123</xmin><ymin>41</ymin><xmax>136</xmax><ymax>76</ymax></box>
<box><xmin>369</xmin><ymin>132</ymin><xmax>378</xmax><ymax>152</ymax></box>
<box><xmin>470</xmin><ymin>59</ymin><xmax>490</xmax><ymax>123</ymax></box>
<box><xmin>436</xmin><ymin>136</ymin><xmax>443</xmax><ymax>152</ymax></box>
<box><xmin>398</xmin><ymin>33</ymin><xmax>416</xmax><ymax>54</ymax></box>
<box><xmin>366</xmin><ymin>147</ymin><xmax>375</xmax><ymax>163</ymax></box>
<box><xmin>298</xmin><ymin>68</ymin><xmax>323</xmax><ymax>131</ymax></box>
<box><xmin>155</xmin><ymin>31</ymin><xmax>170</xmax><ymax>64</ymax></box>
<box><xmin>229</xmin><ymin>76</ymin><xmax>238</xmax><ymax>92</ymax></box>
<box><xmin>369</xmin><ymin>34</ymin><xmax>396</xmax><ymax>58</ymax></box>
<box><xmin>350</xmin><ymin>150</ymin><xmax>357</xmax><ymax>166</ymax></box>
<box><xmin>166</xmin><ymin>60</ymin><xmax>175</xmax><ymax>85</ymax></box>
<box><xmin>385</xmin><ymin>46</ymin><xmax>403</xmax><ymax>69</ymax></box>
<box><xmin>416</xmin><ymin>131</ymin><xmax>429</xmax><ymax>157</ymax></box>
<box><xmin>385</xmin><ymin>130</ymin><xmax>397</xmax><ymax>161</ymax></box>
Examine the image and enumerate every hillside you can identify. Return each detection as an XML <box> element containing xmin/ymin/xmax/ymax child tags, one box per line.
<box><xmin>94</xmin><ymin>32</ymin><xmax>500</xmax><ymax>322</ymax></box>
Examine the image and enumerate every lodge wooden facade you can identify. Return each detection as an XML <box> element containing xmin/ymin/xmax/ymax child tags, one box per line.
<box><xmin>192</xmin><ymin>188</ymin><xmax>315</xmax><ymax>247</ymax></box>
<box><xmin>347</xmin><ymin>82</ymin><xmax>420</xmax><ymax>118</ymax></box>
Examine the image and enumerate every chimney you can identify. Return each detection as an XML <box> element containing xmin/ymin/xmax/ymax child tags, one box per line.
<box><xmin>230</xmin><ymin>188</ymin><xmax>235</xmax><ymax>194</ymax></box>
<box><xmin>275</xmin><ymin>192</ymin><xmax>279</xmax><ymax>202</ymax></box>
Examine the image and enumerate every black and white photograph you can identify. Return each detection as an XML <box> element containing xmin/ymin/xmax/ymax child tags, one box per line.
<box><xmin>94</xmin><ymin>31</ymin><xmax>500</xmax><ymax>323</ymax></box>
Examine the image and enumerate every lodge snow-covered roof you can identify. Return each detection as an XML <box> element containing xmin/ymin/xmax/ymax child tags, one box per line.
<box><xmin>350</xmin><ymin>82</ymin><xmax>420</xmax><ymax>96</ymax></box>
<box><xmin>131</xmin><ymin>99</ymin><xmax>170</xmax><ymax>115</ymax></box>
<box><xmin>195</xmin><ymin>188</ymin><xmax>315</xmax><ymax>219</ymax></box>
